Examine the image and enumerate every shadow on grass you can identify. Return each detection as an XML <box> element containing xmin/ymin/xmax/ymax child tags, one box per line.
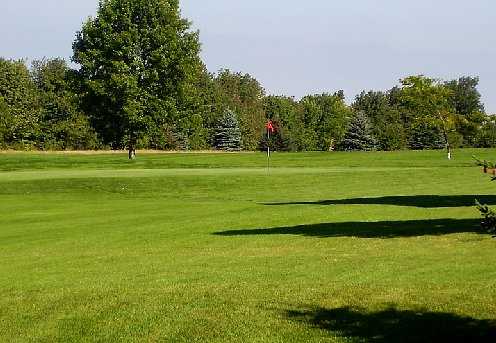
<box><xmin>264</xmin><ymin>195</ymin><xmax>496</xmax><ymax>208</ymax></box>
<box><xmin>214</xmin><ymin>218</ymin><xmax>483</xmax><ymax>238</ymax></box>
<box><xmin>286</xmin><ymin>306</ymin><xmax>496</xmax><ymax>343</ymax></box>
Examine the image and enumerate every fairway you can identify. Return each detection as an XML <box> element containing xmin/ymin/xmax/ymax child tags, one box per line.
<box><xmin>1</xmin><ymin>150</ymin><xmax>496</xmax><ymax>342</ymax></box>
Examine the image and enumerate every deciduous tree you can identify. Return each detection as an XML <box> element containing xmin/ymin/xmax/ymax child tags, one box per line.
<box><xmin>263</xmin><ymin>95</ymin><xmax>304</xmax><ymax>151</ymax></box>
<box><xmin>398</xmin><ymin>76</ymin><xmax>457</xmax><ymax>158</ymax></box>
<box><xmin>73</xmin><ymin>0</ymin><xmax>201</xmax><ymax>158</ymax></box>
<box><xmin>31</xmin><ymin>58</ymin><xmax>98</xmax><ymax>150</ymax></box>
<box><xmin>0</xmin><ymin>58</ymin><xmax>40</xmax><ymax>148</ymax></box>
<box><xmin>300</xmin><ymin>93</ymin><xmax>351</xmax><ymax>151</ymax></box>
<box><xmin>353</xmin><ymin>91</ymin><xmax>406</xmax><ymax>151</ymax></box>
<box><xmin>212</xmin><ymin>70</ymin><xmax>266</xmax><ymax>151</ymax></box>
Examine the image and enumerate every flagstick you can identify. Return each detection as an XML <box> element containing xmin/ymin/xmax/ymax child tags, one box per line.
<box><xmin>267</xmin><ymin>129</ymin><xmax>270</xmax><ymax>174</ymax></box>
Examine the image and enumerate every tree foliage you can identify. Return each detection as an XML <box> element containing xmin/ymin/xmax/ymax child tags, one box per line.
<box><xmin>31</xmin><ymin>58</ymin><xmax>99</xmax><ymax>150</ymax></box>
<box><xmin>212</xmin><ymin>69</ymin><xmax>265</xmax><ymax>151</ymax></box>
<box><xmin>300</xmin><ymin>93</ymin><xmax>351</xmax><ymax>151</ymax></box>
<box><xmin>445</xmin><ymin>77</ymin><xmax>486</xmax><ymax>146</ymax></box>
<box><xmin>445</xmin><ymin>76</ymin><xmax>485</xmax><ymax>116</ymax></box>
<box><xmin>214</xmin><ymin>110</ymin><xmax>241</xmax><ymax>151</ymax></box>
<box><xmin>396</xmin><ymin>76</ymin><xmax>459</xmax><ymax>154</ymax></box>
<box><xmin>339</xmin><ymin>111</ymin><xmax>377</xmax><ymax>151</ymax></box>
<box><xmin>353</xmin><ymin>91</ymin><xmax>405</xmax><ymax>150</ymax></box>
<box><xmin>0</xmin><ymin>1</ymin><xmax>492</xmax><ymax>154</ymax></box>
<box><xmin>263</xmin><ymin>96</ymin><xmax>303</xmax><ymax>151</ymax></box>
<box><xmin>474</xmin><ymin>116</ymin><xmax>496</xmax><ymax>147</ymax></box>
<box><xmin>73</xmin><ymin>0</ymin><xmax>201</xmax><ymax>156</ymax></box>
<box><xmin>0</xmin><ymin>58</ymin><xmax>40</xmax><ymax>147</ymax></box>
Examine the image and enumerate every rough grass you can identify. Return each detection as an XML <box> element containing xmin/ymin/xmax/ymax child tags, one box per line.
<box><xmin>1</xmin><ymin>149</ymin><xmax>495</xmax><ymax>342</ymax></box>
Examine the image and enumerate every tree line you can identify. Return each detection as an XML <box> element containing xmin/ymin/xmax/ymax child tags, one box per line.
<box><xmin>0</xmin><ymin>0</ymin><xmax>494</xmax><ymax>156</ymax></box>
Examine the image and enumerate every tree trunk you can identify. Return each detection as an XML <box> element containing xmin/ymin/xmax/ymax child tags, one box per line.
<box><xmin>128</xmin><ymin>146</ymin><xmax>136</xmax><ymax>160</ymax></box>
<box><xmin>441</xmin><ymin>123</ymin><xmax>451</xmax><ymax>160</ymax></box>
<box><xmin>128</xmin><ymin>134</ymin><xmax>137</xmax><ymax>160</ymax></box>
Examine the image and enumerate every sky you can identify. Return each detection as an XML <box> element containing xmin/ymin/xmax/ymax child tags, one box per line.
<box><xmin>1</xmin><ymin>0</ymin><xmax>495</xmax><ymax>112</ymax></box>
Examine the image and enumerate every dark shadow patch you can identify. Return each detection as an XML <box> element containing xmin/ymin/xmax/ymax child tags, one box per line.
<box><xmin>265</xmin><ymin>195</ymin><xmax>496</xmax><ymax>208</ymax></box>
<box><xmin>286</xmin><ymin>306</ymin><xmax>496</xmax><ymax>343</ymax></box>
<box><xmin>214</xmin><ymin>218</ymin><xmax>483</xmax><ymax>238</ymax></box>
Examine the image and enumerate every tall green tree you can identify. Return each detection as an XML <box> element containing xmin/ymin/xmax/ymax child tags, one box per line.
<box><xmin>0</xmin><ymin>58</ymin><xmax>40</xmax><ymax>148</ymax></box>
<box><xmin>475</xmin><ymin>115</ymin><xmax>496</xmax><ymax>148</ymax></box>
<box><xmin>73</xmin><ymin>0</ymin><xmax>201</xmax><ymax>158</ymax></box>
<box><xmin>338</xmin><ymin>111</ymin><xmax>377</xmax><ymax>151</ymax></box>
<box><xmin>445</xmin><ymin>76</ymin><xmax>485</xmax><ymax>146</ymax></box>
<box><xmin>445</xmin><ymin>76</ymin><xmax>485</xmax><ymax>116</ymax></box>
<box><xmin>300</xmin><ymin>93</ymin><xmax>351</xmax><ymax>151</ymax></box>
<box><xmin>214</xmin><ymin>110</ymin><xmax>241</xmax><ymax>151</ymax></box>
<box><xmin>398</xmin><ymin>76</ymin><xmax>458</xmax><ymax>158</ymax></box>
<box><xmin>408</xmin><ymin>121</ymin><xmax>446</xmax><ymax>150</ymax></box>
<box><xmin>212</xmin><ymin>70</ymin><xmax>265</xmax><ymax>151</ymax></box>
<box><xmin>263</xmin><ymin>95</ymin><xmax>304</xmax><ymax>151</ymax></box>
<box><xmin>353</xmin><ymin>91</ymin><xmax>406</xmax><ymax>150</ymax></box>
<box><xmin>176</xmin><ymin>63</ymin><xmax>217</xmax><ymax>150</ymax></box>
<box><xmin>31</xmin><ymin>58</ymin><xmax>99</xmax><ymax>150</ymax></box>
<box><xmin>0</xmin><ymin>96</ymin><xmax>9</xmax><ymax>147</ymax></box>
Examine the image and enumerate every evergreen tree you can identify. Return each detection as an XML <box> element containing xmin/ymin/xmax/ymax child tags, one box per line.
<box><xmin>212</xmin><ymin>70</ymin><xmax>266</xmax><ymax>151</ymax></box>
<box><xmin>353</xmin><ymin>90</ymin><xmax>406</xmax><ymax>151</ymax></box>
<box><xmin>214</xmin><ymin>110</ymin><xmax>241</xmax><ymax>151</ymax></box>
<box><xmin>408</xmin><ymin>121</ymin><xmax>445</xmax><ymax>150</ymax></box>
<box><xmin>339</xmin><ymin>111</ymin><xmax>376</xmax><ymax>151</ymax></box>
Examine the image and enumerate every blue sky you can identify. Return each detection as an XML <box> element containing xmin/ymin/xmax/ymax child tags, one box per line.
<box><xmin>1</xmin><ymin>0</ymin><xmax>495</xmax><ymax>112</ymax></box>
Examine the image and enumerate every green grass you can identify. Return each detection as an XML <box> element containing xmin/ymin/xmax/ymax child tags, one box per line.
<box><xmin>1</xmin><ymin>149</ymin><xmax>495</xmax><ymax>342</ymax></box>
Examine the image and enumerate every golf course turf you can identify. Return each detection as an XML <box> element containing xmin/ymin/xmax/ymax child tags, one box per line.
<box><xmin>1</xmin><ymin>149</ymin><xmax>495</xmax><ymax>342</ymax></box>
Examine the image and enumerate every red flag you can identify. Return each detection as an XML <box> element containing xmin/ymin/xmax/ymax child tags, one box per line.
<box><xmin>265</xmin><ymin>120</ymin><xmax>275</xmax><ymax>133</ymax></box>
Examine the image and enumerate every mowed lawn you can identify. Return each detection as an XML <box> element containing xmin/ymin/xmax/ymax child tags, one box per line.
<box><xmin>1</xmin><ymin>150</ymin><xmax>496</xmax><ymax>342</ymax></box>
